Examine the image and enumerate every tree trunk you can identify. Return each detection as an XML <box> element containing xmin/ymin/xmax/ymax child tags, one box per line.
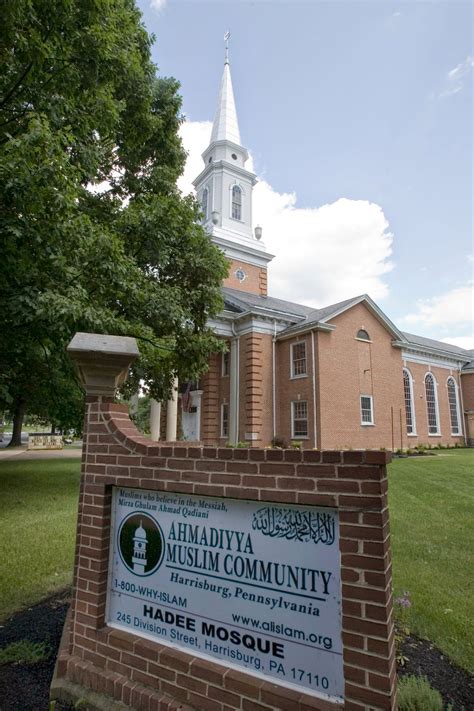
<box><xmin>8</xmin><ymin>400</ymin><xmax>25</xmax><ymax>447</ymax></box>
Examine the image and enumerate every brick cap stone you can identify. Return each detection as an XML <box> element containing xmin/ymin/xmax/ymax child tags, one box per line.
<box><xmin>67</xmin><ymin>332</ymin><xmax>139</xmax><ymax>397</ymax></box>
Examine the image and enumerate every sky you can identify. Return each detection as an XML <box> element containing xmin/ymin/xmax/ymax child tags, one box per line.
<box><xmin>137</xmin><ymin>0</ymin><xmax>473</xmax><ymax>349</ymax></box>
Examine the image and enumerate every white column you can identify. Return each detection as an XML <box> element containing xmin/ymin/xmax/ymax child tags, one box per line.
<box><xmin>166</xmin><ymin>377</ymin><xmax>178</xmax><ymax>441</ymax></box>
<box><xmin>129</xmin><ymin>392</ymin><xmax>139</xmax><ymax>416</ymax></box>
<box><xmin>229</xmin><ymin>338</ymin><xmax>239</xmax><ymax>445</ymax></box>
<box><xmin>192</xmin><ymin>390</ymin><xmax>203</xmax><ymax>441</ymax></box>
<box><xmin>150</xmin><ymin>399</ymin><xmax>161</xmax><ymax>441</ymax></box>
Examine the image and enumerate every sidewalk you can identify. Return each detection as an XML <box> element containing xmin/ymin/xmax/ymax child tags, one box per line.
<box><xmin>0</xmin><ymin>444</ymin><xmax>83</xmax><ymax>461</ymax></box>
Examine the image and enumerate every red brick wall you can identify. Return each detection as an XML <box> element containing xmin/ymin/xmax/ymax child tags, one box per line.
<box><xmin>53</xmin><ymin>398</ymin><xmax>396</xmax><ymax>710</ymax></box>
<box><xmin>239</xmin><ymin>332</ymin><xmax>273</xmax><ymax>446</ymax></box>
<box><xmin>224</xmin><ymin>259</ymin><xmax>267</xmax><ymax>296</ymax></box>
<box><xmin>275</xmin><ymin>335</ymin><xmax>316</xmax><ymax>448</ymax></box>
<box><xmin>460</xmin><ymin>372</ymin><xmax>474</xmax><ymax>411</ymax></box>
<box><xmin>316</xmin><ymin>305</ymin><xmax>405</xmax><ymax>450</ymax></box>
<box><xmin>200</xmin><ymin>353</ymin><xmax>220</xmax><ymax>445</ymax></box>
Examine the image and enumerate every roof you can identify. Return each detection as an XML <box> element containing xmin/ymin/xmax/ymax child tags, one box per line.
<box><xmin>210</xmin><ymin>62</ymin><xmax>241</xmax><ymax>145</ymax></box>
<box><xmin>281</xmin><ymin>295</ymin><xmax>368</xmax><ymax>335</ymax></box>
<box><xmin>221</xmin><ymin>288</ymin><xmax>473</xmax><ymax>364</ymax></box>
<box><xmin>402</xmin><ymin>332</ymin><xmax>472</xmax><ymax>360</ymax></box>
<box><xmin>222</xmin><ymin>287</ymin><xmax>314</xmax><ymax>320</ymax></box>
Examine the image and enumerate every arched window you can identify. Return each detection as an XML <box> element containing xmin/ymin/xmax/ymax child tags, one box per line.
<box><xmin>231</xmin><ymin>185</ymin><xmax>242</xmax><ymax>220</ymax></box>
<box><xmin>447</xmin><ymin>377</ymin><xmax>460</xmax><ymax>435</ymax></box>
<box><xmin>424</xmin><ymin>373</ymin><xmax>439</xmax><ymax>434</ymax></box>
<box><xmin>201</xmin><ymin>187</ymin><xmax>209</xmax><ymax>221</ymax></box>
<box><xmin>356</xmin><ymin>329</ymin><xmax>370</xmax><ymax>341</ymax></box>
<box><xmin>403</xmin><ymin>368</ymin><xmax>416</xmax><ymax>434</ymax></box>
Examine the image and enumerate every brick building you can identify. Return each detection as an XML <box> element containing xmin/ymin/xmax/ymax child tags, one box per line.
<box><xmin>154</xmin><ymin>54</ymin><xmax>474</xmax><ymax>451</ymax></box>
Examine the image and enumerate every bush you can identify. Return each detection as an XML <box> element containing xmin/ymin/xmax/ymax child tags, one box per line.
<box><xmin>271</xmin><ymin>436</ymin><xmax>287</xmax><ymax>449</ymax></box>
<box><xmin>398</xmin><ymin>675</ymin><xmax>446</xmax><ymax>710</ymax></box>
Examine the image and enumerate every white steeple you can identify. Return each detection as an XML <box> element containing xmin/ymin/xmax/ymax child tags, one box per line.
<box><xmin>210</xmin><ymin>62</ymin><xmax>241</xmax><ymax>146</ymax></box>
<box><xmin>192</xmin><ymin>34</ymin><xmax>274</xmax><ymax>277</ymax></box>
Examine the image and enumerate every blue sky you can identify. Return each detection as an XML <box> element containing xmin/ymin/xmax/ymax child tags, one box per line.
<box><xmin>137</xmin><ymin>0</ymin><xmax>473</xmax><ymax>348</ymax></box>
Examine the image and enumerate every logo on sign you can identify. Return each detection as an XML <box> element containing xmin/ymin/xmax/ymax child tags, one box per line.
<box><xmin>117</xmin><ymin>512</ymin><xmax>164</xmax><ymax>577</ymax></box>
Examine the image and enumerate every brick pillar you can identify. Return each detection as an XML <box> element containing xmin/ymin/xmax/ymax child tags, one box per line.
<box><xmin>240</xmin><ymin>332</ymin><xmax>273</xmax><ymax>446</ymax></box>
<box><xmin>200</xmin><ymin>352</ymin><xmax>220</xmax><ymax>445</ymax></box>
<box><xmin>259</xmin><ymin>267</ymin><xmax>268</xmax><ymax>296</ymax></box>
<box><xmin>65</xmin><ymin>332</ymin><xmax>139</xmax><ymax>653</ymax></box>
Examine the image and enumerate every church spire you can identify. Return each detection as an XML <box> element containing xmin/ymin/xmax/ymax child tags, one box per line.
<box><xmin>210</xmin><ymin>32</ymin><xmax>241</xmax><ymax>146</ymax></box>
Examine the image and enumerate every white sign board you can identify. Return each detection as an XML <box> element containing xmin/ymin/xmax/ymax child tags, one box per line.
<box><xmin>106</xmin><ymin>487</ymin><xmax>343</xmax><ymax>702</ymax></box>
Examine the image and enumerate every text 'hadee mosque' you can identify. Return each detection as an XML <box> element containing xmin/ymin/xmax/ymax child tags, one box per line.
<box><xmin>151</xmin><ymin>48</ymin><xmax>474</xmax><ymax>452</ymax></box>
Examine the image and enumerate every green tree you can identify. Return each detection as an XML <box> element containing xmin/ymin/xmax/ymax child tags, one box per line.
<box><xmin>0</xmin><ymin>0</ymin><xmax>228</xmax><ymax>445</ymax></box>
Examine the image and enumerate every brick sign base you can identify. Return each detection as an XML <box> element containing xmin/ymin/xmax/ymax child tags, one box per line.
<box><xmin>52</xmin><ymin>336</ymin><xmax>396</xmax><ymax>710</ymax></box>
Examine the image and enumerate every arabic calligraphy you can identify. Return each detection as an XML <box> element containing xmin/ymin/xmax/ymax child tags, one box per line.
<box><xmin>252</xmin><ymin>507</ymin><xmax>336</xmax><ymax>546</ymax></box>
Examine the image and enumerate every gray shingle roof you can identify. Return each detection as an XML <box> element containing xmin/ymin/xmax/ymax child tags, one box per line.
<box><xmin>222</xmin><ymin>287</ymin><xmax>314</xmax><ymax>320</ymax></box>
<box><xmin>402</xmin><ymin>332</ymin><xmax>471</xmax><ymax>358</ymax></box>
<box><xmin>281</xmin><ymin>295</ymin><xmax>366</xmax><ymax>334</ymax></box>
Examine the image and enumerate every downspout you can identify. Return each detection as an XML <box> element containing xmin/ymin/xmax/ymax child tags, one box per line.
<box><xmin>311</xmin><ymin>330</ymin><xmax>318</xmax><ymax>449</ymax></box>
<box><xmin>272</xmin><ymin>320</ymin><xmax>277</xmax><ymax>441</ymax></box>
<box><xmin>231</xmin><ymin>321</ymin><xmax>240</xmax><ymax>444</ymax></box>
<box><xmin>458</xmin><ymin>367</ymin><xmax>466</xmax><ymax>440</ymax></box>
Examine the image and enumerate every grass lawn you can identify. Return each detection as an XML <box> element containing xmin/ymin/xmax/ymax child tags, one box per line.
<box><xmin>0</xmin><ymin>458</ymin><xmax>81</xmax><ymax>621</ymax></box>
<box><xmin>389</xmin><ymin>448</ymin><xmax>474</xmax><ymax>672</ymax></box>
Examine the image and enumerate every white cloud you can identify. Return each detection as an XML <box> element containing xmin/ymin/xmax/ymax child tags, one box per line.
<box><xmin>150</xmin><ymin>0</ymin><xmax>167</xmax><ymax>11</ymax></box>
<box><xmin>439</xmin><ymin>55</ymin><xmax>473</xmax><ymax>98</ymax></box>
<box><xmin>441</xmin><ymin>336</ymin><xmax>474</xmax><ymax>350</ymax></box>
<box><xmin>400</xmin><ymin>285</ymin><xmax>474</xmax><ymax>328</ymax></box>
<box><xmin>178</xmin><ymin>120</ymin><xmax>394</xmax><ymax>307</ymax></box>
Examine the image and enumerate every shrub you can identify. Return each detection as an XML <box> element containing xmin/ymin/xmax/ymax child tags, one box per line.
<box><xmin>271</xmin><ymin>436</ymin><xmax>287</xmax><ymax>449</ymax></box>
<box><xmin>397</xmin><ymin>675</ymin><xmax>446</xmax><ymax>710</ymax></box>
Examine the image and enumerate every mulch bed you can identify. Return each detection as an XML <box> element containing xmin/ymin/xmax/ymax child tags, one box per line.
<box><xmin>0</xmin><ymin>590</ymin><xmax>473</xmax><ymax>710</ymax></box>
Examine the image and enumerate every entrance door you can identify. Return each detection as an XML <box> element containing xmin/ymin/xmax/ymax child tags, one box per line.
<box><xmin>181</xmin><ymin>391</ymin><xmax>202</xmax><ymax>441</ymax></box>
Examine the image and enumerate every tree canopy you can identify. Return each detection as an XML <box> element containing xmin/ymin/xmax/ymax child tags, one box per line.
<box><xmin>0</xmin><ymin>0</ymin><xmax>228</xmax><ymax>441</ymax></box>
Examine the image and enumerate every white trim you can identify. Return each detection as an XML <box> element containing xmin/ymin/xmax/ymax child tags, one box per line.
<box><xmin>403</xmin><ymin>367</ymin><xmax>417</xmax><ymax>436</ymax></box>
<box><xmin>291</xmin><ymin>400</ymin><xmax>309</xmax><ymax>439</ymax></box>
<box><xmin>311</xmin><ymin>331</ymin><xmax>318</xmax><ymax>449</ymax></box>
<box><xmin>319</xmin><ymin>294</ymin><xmax>405</xmax><ymax>341</ymax></box>
<box><xmin>211</xmin><ymin>234</ymin><xmax>274</xmax><ymax>268</ymax></box>
<box><xmin>290</xmin><ymin>340</ymin><xmax>307</xmax><ymax>379</ymax></box>
<box><xmin>221</xmin><ymin>349</ymin><xmax>230</xmax><ymax>377</ymax></box>
<box><xmin>446</xmin><ymin>376</ymin><xmax>462</xmax><ymax>436</ymax></box>
<box><xmin>220</xmin><ymin>402</ymin><xmax>229</xmax><ymax>439</ymax></box>
<box><xmin>230</xmin><ymin>182</ymin><xmax>243</xmax><ymax>222</ymax></box>
<box><xmin>402</xmin><ymin>350</ymin><xmax>465</xmax><ymax>370</ymax></box>
<box><xmin>424</xmin><ymin>372</ymin><xmax>441</xmax><ymax>436</ymax></box>
<box><xmin>360</xmin><ymin>395</ymin><xmax>374</xmax><ymax>425</ymax></box>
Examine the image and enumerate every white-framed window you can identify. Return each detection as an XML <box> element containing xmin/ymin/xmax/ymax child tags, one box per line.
<box><xmin>231</xmin><ymin>184</ymin><xmax>242</xmax><ymax>220</ymax></box>
<box><xmin>360</xmin><ymin>395</ymin><xmax>374</xmax><ymax>425</ymax></box>
<box><xmin>356</xmin><ymin>329</ymin><xmax>371</xmax><ymax>341</ymax></box>
<box><xmin>403</xmin><ymin>368</ymin><xmax>416</xmax><ymax>435</ymax></box>
<box><xmin>291</xmin><ymin>400</ymin><xmax>308</xmax><ymax>438</ymax></box>
<box><xmin>447</xmin><ymin>377</ymin><xmax>460</xmax><ymax>435</ymax></box>
<box><xmin>290</xmin><ymin>341</ymin><xmax>307</xmax><ymax>378</ymax></box>
<box><xmin>222</xmin><ymin>350</ymin><xmax>230</xmax><ymax>377</ymax></box>
<box><xmin>424</xmin><ymin>373</ymin><xmax>440</xmax><ymax>435</ymax></box>
<box><xmin>201</xmin><ymin>187</ymin><xmax>209</xmax><ymax>221</ymax></box>
<box><xmin>221</xmin><ymin>402</ymin><xmax>229</xmax><ymax>438</ymax></box>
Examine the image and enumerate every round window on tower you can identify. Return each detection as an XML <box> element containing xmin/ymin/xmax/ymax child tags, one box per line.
<box><xmin>231</xmin><ymin>153</ymin><xmax>237</xmax><ymax>160</ymax></box>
